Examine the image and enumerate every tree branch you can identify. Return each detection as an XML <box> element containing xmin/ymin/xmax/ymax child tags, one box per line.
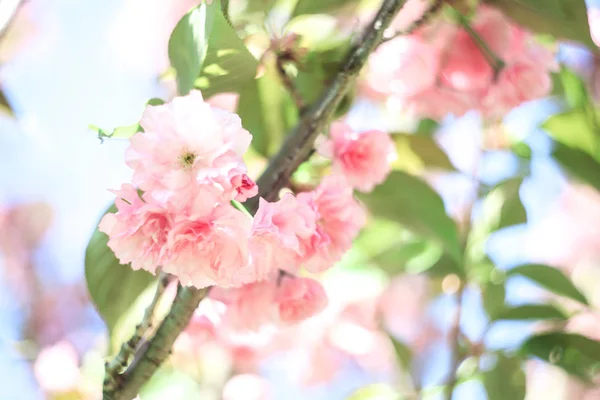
<box><xmin>103</xmin><ymin>273</ymin><xmax>170</xmax><ymax>392</ymax></box>
<box><xmin>103</xmin><ymin>1</ymin><xmax>407</xmax><ymax>398</ymax></box>
<box><xmin>380</xmin><ymin>0</ymin><xmax>445</xmax><ymax>45</ymax></box>
<box><xmin>444</xmin><ymin>282</ymin><xmax>465</xmax><ymax>400</ymax></box>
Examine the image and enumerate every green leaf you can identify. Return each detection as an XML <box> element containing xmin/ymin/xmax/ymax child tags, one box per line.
<box><xmin>508</xmin><ymin>263</ymin><xmax>588</xmax><ymax>305</ymax></box>
<box><xmin>558</xmin><ymin>67</ymin><xmax>591</xmax><ymax>109</ymax></box>
<box><xmin>347</xmin><ymin>384</ymin><xmax>401</xmax><ymax>400</ymax></box>
<box><xmin>520</xmin><ymin>332</ymin><xmax>600</xmax><ymax>380</ymax></box>
<box><xmin>237</xmin><ymin>60</ymin><xmax>297</xmax><ymax>157</ymax></box>
<box><xmin>292</xmin><ymin>0</ymin><xmax>361</xmax><ymax>17</ymax></box>
<box><xmin>481</xmin><ymin>177</ymin><xmax>527</xmax><ymax>231</ymax></box>
<box><xmin>89</xmin><ymin>123</ymin><xmax>141</xmax><ymax>141</ymax></box>
<box><xmin>194</xmin><ymin>5</ymin><xmax>259</xmax><ymax>98</ymax></box>
<box><xmin>245</xmin><ymin>0</ymin><xmax>277</xmax><ymax>13</ymax></box>
<box><xmin>0</xmin><ymin>87</ymin><xmax>14</xmax><ymax>117</ymax></box>
<box><xmin>483</xmin><ymin>0</ymin><xmax>595</xmax><ymax>49</ymax></box>
<box><xmin>493</xmin><ymin>304</ymin><xmax>567</xmax><ymax>321</ymax></box>
<box><xmin>373</xmin><ymin>240</ymin><xmax>445</xmax><ymax>276</ymax></box>
<box><xmin>357</xmin><ymin>171</ymin><xmax>463</xmax><ymax>269</ymax></box>
<box><xmin>85</xmin><ymin>205</ymin><xmax>156</xmax><ymax>351</ymax></box>
<box><xmin>392</xmin><ymin>133</ymin><xmax>456</xmax><ymax>171</ymax></box>
<box><xmin>482</xmin><ymin>281</ymin><xmax>506</xmax><ymax>320</ymax></box>
<box><xmin>544</xmin><ymin>110</ymin><xmax>600</xmax><ymax>159</ymax></box>
<box><xmin>389</xmin><ymin>335</ymin><xmax>413</xmax><ymax>371</ymax></box>
<box><xmin>552</xmin><ymin>142</ymin><xmax>600</xmax><ymax>191</ymax></box>
<box><xmin>168</xmin><ymin>2</ymin><xmax>216</xmax><ymax>95</ymax></box>
<box><xmin>483</xmin><ymin>354</ymin><xmax>526</xmax><ymax>400</ymax></box>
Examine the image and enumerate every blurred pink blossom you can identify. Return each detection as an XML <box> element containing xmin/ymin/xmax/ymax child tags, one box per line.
<box><xmin>319</xmin><ymin>121</ymin><xmax>396</xmax><ymax>192</ymax></box>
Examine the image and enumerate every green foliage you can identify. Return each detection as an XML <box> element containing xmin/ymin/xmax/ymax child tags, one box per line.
<box><xmin>552</xmin><ymin>143</ymin><xmax>600</xmax><ymax>192</ymax></box>
<box><xmin>0</xmin><ymin>88</ymin><xmax>14</xmax><ymax>117</ymax></box>
<box><xmin>357</xmin><ymin>171</ymin><xmax>463</xmax><ymax>269</ymax></box>
<box><xmin>90</xmin><ymin>123</ymin><xmax>141</xmax><ymax>142</ymax></box>
<box><xmin>483</xmin><ymin>354</ymin><xmax>526</xmax><ymax>400</ymax></box>
<box><xmin>347</xmin><ymin>384</ymin><xmax>401</xmax><ymax>400</ymax></box>
<box><xmin>373</xmin><ymin>240</ymin><xmax>445</xmax><ymax>276</ymax></box>
<box><xmin>493</xmin><ymin>304</ymin><xmax>567</xmax><ymax>321</ymax></box>
<box><xmin>481</xmin><ymin>177</ymin><xmax>527</xmax><ymax>231</ymax></box>
<box><xmin>482</xmin><ymin>281</ymin><xmax>506</xmax><ymax>320</ymax></box>
<box><xmin>89</xmin><ymin>98</ymin><xmax>165</xmax><ymax>141</ymax></box>
<box><xmin>168</xmin><ymin>2</ymin><xmax>216</xmax><ymax>95</ymax></box>
<box><xmin>292</xmin><ymin>0</ymin><xmax>361</xmax><ymax>17</ymax></box>
<box><xmin>237</xmin><ymin>60</ymin><xmax>297</xmax><ymax>157</ymax></box>
<box><xmin>508</xmin><ymin>264</ymin><xmax>589</xmax><ymax>305</ymax></box>
<box><xmin>193</xmin><ymin>5</ymin><xmax>259</xmax><ymax>98</ymax></box>
<box><xmin>393</xmin><ymin>133</ymin><xmax>456</xmax><ymax>172</ymax></box>
<box><xmin>85</xmin><ymin>205</ymin><xmax>156</xmax><ymax>352</ymax></box>
<box><xmin>389</xmin><ymin>335</ymin><xmax>413</xmax><ymax>371</ymax></box>
<box><xmin>483</xmin><ymin>0</ymin><xmax>595</xmax><ymax>49</ymax></box>
<box><xmin>520</xmin><ymin>332</ymin><xmax>600</xmax><ymax>380</ymax></box>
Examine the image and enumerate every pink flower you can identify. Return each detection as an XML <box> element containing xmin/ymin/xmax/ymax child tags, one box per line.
<box><xmin>99</xmin><ymin>184</ymin><xmax>173</xmax><ymax>273</ymax></box>
<box><xmin>366</xmin><ymin>35</ymin><xmax>439</xmax><ymax>99</ymax></box>
<box><xmin>319</xmin><ymin>121</ymin><xmax>395</xmax><ymax>192</ymax></box>
<box><xmin>210</xmin><ymin>281</ymin><xmax>279</xmax><ymax>331</ymax></box>
<box><xmin>251</xmin><ymin>195</ymin><xmax>317</xmax><ymax>277</ymax></box>
<box><xmin>163</xmin><ymin>204</ymin><xmax>253</xmax><ymax>288</ymax></box>
<box><xmin>440</xmin><ymin>30</ymin><xmax>493</xmax><ymax>92</ymax></box>
<box><xmin>275</xmin><ymin>276</ymin><xmax>328</xmax><ymax>324</ymax></box>
<box><xmin>404</xmin><ymin>86</ymin><xmax>477</xmax><ymax>119</ymax></box>
<box><xmin>298</xmin><ymin>176</ymin><xmax>366</xmax><ymax>272</ymax></box>
<box><xmin>482</xmin><ymin>62</ymin><xmax>552</xmax><ymax>118</ymax></box>
<box><xmin>125</xmin><ymin>90</ymin><xmax>252</xmax><ymax>199</ymax></box>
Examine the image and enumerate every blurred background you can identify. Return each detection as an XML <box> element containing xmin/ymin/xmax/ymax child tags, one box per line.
<box><xmin>2</xmin><ymin>0</ymin><xmax>600</xmax><ymax>399</ymax></box>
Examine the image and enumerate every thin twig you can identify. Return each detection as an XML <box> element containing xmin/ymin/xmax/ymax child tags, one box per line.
<box><xmin>444</xmin><ymin>282</ymin><xmax>465</xmax><ymax>400</ymax></box>
<box><xmin>452</xmin><ymin>8</ymin><xmax>505</xmax><ymax>77</ymax></box>
<box><xmin>103</xmin><ymin>273</ymin><xmax>170</xmax><ymax>392</ymax></box>
<box><xmin>102</xmin><ymin>1</ymin><xmax>407</xmax><ymax>398</ymax></box>
<box><xmin>276</xmin><ymin>57</ymin><xmax>305</xmax><ymax>110</ymax></box>
<box><xmin>380</xmin><ymin>0</ymin><xmax>445</xmax><ymax>45</ymax></box>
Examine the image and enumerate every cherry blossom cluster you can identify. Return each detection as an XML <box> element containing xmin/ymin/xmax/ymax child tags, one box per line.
<box><xmin>364</xmin><ymin>5</ymin><xmax>558</xmax><ymax>120</ymax></box>
<box><xmin>99</xmin><ymin>90</ymin><xmax>395</xmax><ymax>327</ymax></box>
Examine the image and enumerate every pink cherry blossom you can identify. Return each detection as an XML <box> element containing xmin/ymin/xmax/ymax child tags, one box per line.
<box><xmin>251</xmin><ymin>195</ymin><xmax>318</xmax><ymax>277</ymax></box>
<box><xmin>125</xmin><ymin>90</ymin><xmax>252</xmax><ymax>199</ymax></box>
<box><xmin>367</xmin><ymin>35</ymin><xmax>439</xmax><ymax>99</ymax></box>
<box><xmin>319</xmin><ymin>121</ymin><xmax>396</xmax><ymax>192</ymax></box>
<box><xmin>275</xmin><ymin>276</ymin><xmax>328</xmax><ymax>324</ymax></box>
<box><xmin>298</xmin><ymin>176</ymin><xmax>367</xmax><ymax>272</ymax></box>
<box><xmin>440</xmin><ymin>30</ymin><xmax>493</xmax><ymax>92</ymax></box>
<box><xmin>99</xmin><ymin>184</ymin><xmax>173</xmax><ymax>273</ymax></box>
<box><xmin>163</xmin><ymin>204</ymin><xmax>253</xmax><ymax>288</ymax></box>
<box><xmin>210</xmin><ymin>280</ymin><xmax>279</xmax><ymax>331</ymax></box>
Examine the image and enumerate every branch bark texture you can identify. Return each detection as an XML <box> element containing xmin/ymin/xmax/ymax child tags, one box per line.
<box><xmin>103</xmin><ymin>0</ymin><xmax>406</xmax><ymax>398</ymax></box>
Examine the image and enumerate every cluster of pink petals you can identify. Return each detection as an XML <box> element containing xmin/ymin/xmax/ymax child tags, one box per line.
<box><xmin>209</xmin><ymin>275</ymin><xmax>328</xmax><ymax>331</ymax></box>
<box><xmin>100</xmin><ymin>90</ymin><xmax>368</xmax><ymax>311</ymax></box>
<box><xmin>365</xmin><ymin>5</ymin><xmax>558</xmax><ymax>120</ymax></box>
<box><xmin>319</xmin><ymin>121</ymin><xmax>396</xmax><ymax>192</ymax></box>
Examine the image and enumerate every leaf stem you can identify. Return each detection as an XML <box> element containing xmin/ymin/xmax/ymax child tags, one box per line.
<box><xmin>444</xmin><ymin>282</ymin><xmax>466</xmax><ymax>400</ymax></box>
<box><xmin>103</xmin><ymin>1</ymin><xmax>408</xmax><ymax>398</ymax></box>
<box><xmin>380</xmin><ymin>0</ymin><xmax>445</xmax><ymax>45</ymax></box>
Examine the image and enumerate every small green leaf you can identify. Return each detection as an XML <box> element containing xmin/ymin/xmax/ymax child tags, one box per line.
<box><xmin>552</xmin><ymin>142</ymin><xmax>600</xmax><ymax>192</ymax></box>
<box><xmin>483</xmin><ymin>0</ymin><xmax>595</xmax><ymax>49</ymax></box>
<box><xmin>0</xmin><ymin>87</ymin><xmax>14</xmax><ymax>117</ymax></box>
<box><xmin>237</xmin><ymin>60</ymin><xmax>297</xmax><ymax>157</ymax></box>
<box><xmin>347</xmin><ymin>384</ymin><xmax>401</xmax><ymax>400</ymax></box>
<box><xmin>373</xmin><ymin>240</ymin><xmax>444</xmax><ymax>276</ymax></box>
<box><xmin>357</xmin><ymin>171</ymin><xmax>463</xmax><ymax>269</ymax></box>
<box><xmin>389</xmin><ymin>335</ymin><xmax>413</xmax><ymax>370</ymax></box>
<box><xmin>558</xmin><ymin>67</ymin><xmax>591</xmax><ymax>109</ymax></box>
<box><xmin>493</xmin><ymin>304</ymin><xmax>567</xmax><ymax>321</ymax></box>
<box><xmin>292</xmin><ymin>0</ymin><xmax>361</xmax><ymax>17</ymax></box>
<box><xmin>482</xmin><ymin>281</ymin><xmax>506</xmax><ymax>320</ymax></box>
<box><xmin>520</xmin><ymin>332</ymin><xmax>600</xmax><ymax>380</ymax></box>
<box><xmin>85</xmin><ymin>205</ymin><xmax>156</xmax><ymax>352</ymax></box>
<box><xmin>146</xmin><ymin>98</ymin><xmax>166</xmax><ymax>106</ymax></box>
<box><xmin>483</xmin><ymin>355</ymin><xmax>526</xmax><ymax>400</ymax></box>
<box><xmin>544</xmin><ymin>110</ymin><xmax>600</xmax><ymax>159</ymax></box>
<box><xmin>89</xmin><ymin>123</ymin><xmax>141</xmax><ymax>141</ymax></box>
<box><xmin>508</xmin><ymin>263</ymin><xmax>588</xmax><ymax>305</ymax></box>
<box><xmin>481</xmin><ymin>178</ymin><xmax>527</xmax><ymax>231</ymax></box>
<box><xmin>169</xmin><ymin>2</ymin><xmax>216</xmax><ymax>95</ymax></box>
<box><xmin>193</xmin><ymin>5</ymin><xmax>259</xmax><ymax>98</ymax></box>
<box><xmin>393</xmin><ymin>133</ymin><xmax>456</xmax><ymax>171</ymax></box>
